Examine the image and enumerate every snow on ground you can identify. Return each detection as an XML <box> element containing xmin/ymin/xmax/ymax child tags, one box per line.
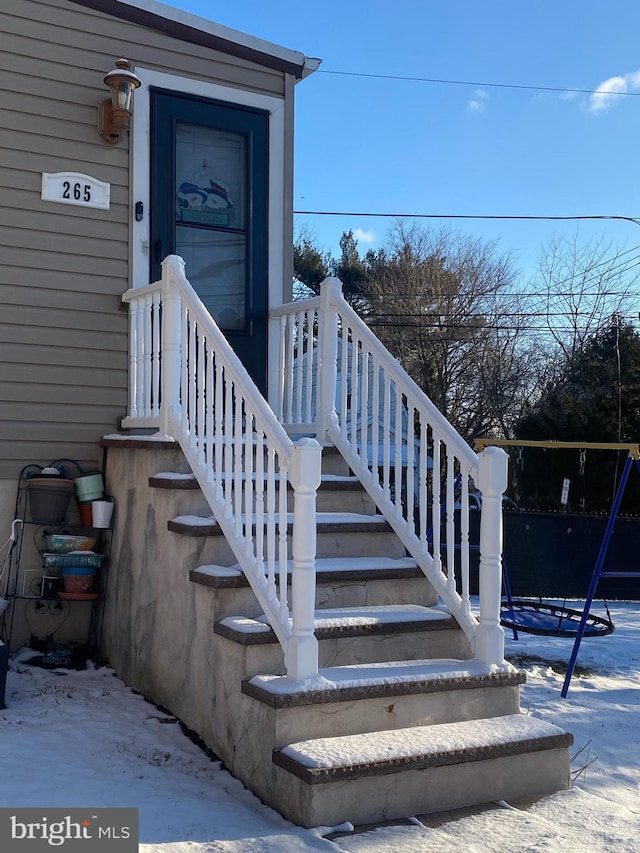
<box><xmin>0</xmin><ymin>600</ymin><xmax>639</xmax><ymax>852</ymax></box>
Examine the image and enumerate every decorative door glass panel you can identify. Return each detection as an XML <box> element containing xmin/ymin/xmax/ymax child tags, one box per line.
<box><xmin>175</xmin><ymin>122</ymin><xmax>247</xmax><ymax>330</ymax></box>
<box><xmin>175</xmin><ymin>227</ymin><xmax>247</xmax><ymax>331</ymax></box>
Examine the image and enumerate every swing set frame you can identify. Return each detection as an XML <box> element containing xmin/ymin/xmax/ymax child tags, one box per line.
<box><xmin>474</xmin><ymin>439</ymin><xmax>640</xmax><ymax>697</ymax></box>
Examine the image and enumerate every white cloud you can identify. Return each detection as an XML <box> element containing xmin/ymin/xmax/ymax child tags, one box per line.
<box><xmin>352</xmin><ymin>228</ymin><xmax>375</xmax><ymax>244</ymax></box>
<box><xmin>589</xmin><ymin>70</ymin><xmax>640</xmax><ymax>112</ymax></box>
<box><xmin>468</xmin><ymin>88</ymin><xmax>488</xmax><ymax>113</ymax></box>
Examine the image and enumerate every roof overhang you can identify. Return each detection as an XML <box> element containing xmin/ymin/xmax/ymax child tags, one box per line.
<box><xmin>70</xmin><ymin>0</ymin><xmax>321</xmax><ymax>80</ymax></box>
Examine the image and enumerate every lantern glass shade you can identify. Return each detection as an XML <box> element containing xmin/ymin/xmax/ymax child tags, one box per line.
<box><xmin>103</xmin><ymin>58</ymin><xmax>141</xmax><ymax>115</ymax></box>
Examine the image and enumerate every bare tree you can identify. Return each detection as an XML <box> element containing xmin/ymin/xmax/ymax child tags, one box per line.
<box><xmin>533</xmin><ymin>232</ymin><xmax>639</xmax><ymax>364</ymax></box>
<box><xmin>361</xmin><ymin>222</ymin><xmax>538</xmax><ymax>441</ymax></box>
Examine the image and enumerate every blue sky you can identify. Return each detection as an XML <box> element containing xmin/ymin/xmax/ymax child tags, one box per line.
<box><xmin>165</xmin><ymin>0</ymin><xmax>640</xmax><ymax>281</ymax></box>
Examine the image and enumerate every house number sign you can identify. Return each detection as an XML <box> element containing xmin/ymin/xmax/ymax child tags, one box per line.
<box><xmin>41</xmin><ymin>172</ymin><xmax>111</xmax><ymax>210</ymax></box>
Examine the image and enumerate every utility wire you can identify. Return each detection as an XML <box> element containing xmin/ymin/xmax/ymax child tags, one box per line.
<box><xmin>295</xmin><ymin>211</ymin><xmax>640</xmax><ymax>227</ymax></box>
<box><xmin>368</xmin><ymin>321</ymin><xmax>639</xmax><ymax>333</ymax></box>
<box><xmin>317</xmin><ymin>69</ymin><xmax>640</xmax><ymax>99</ymax></box>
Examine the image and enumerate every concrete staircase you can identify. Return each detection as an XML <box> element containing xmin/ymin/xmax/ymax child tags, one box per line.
<box><xmin>101</xmin><ymin>437</ymin><xmax>573</xmax><ymax>829</ymax></box>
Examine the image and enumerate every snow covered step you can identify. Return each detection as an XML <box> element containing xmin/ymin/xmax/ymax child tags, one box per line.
<box><xmin>149</xmin><ymin>471</ymin><xmax>376</xmax><ymax>514</ymax></box>
<box><xmin>241</xmin><ymin>660</ymin><xmax>525</xmax><ymax>745</ymax></box>
<box><xmin>190</xmin><ymin>556</ymin><xmax>424</xmax><ymax>588</ymax></box>
<box><xmin>168</xmin><ymin>511</ymin><xmax>394</xmax><ymax>536</ymax></box>
<box><xmin>270</xmin><ymin>714</ymin><xmax>574</xmax><ymax>827</ymax></box>
<box><xmin>168</xmin><ymin>512</ymin><xmax>405</xmax><ymax>560</ymax></box>
<box><xmin>191</xmin><ymin>557</ymin><xmax>437</xmax><ymax>613</ymax></box>
<box><xmin>215</xmin><ymin>605</ymin><xmax>472</xmax><ymax>667</ymax></box>
<box><xmin>219</xmin><ymin>604</ymin><xmax>455</xmax><ymax>640</ymax></box>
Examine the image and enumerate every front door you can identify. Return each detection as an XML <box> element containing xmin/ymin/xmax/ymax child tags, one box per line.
<box><xmin>151</xmin><ymin>89</ymin><xmax>268</xmax><ymax>393</ymax></box>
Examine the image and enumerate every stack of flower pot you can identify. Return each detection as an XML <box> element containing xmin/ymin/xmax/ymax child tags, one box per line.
<box><xmin>74</xmin><ymin>474</ymin><xmax>113</xmax><ymax>528</ymax></box>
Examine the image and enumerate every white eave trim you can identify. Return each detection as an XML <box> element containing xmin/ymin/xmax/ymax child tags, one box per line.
<box><xmin>71</xmin><ymin>0</ymin><xmax>321</xmax><ymax>80</ymax></box>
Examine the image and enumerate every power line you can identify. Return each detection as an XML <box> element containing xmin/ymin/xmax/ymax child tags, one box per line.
<box><xmin>515</xmin><ymin>251</ymin><xmax>640</xmax><ymax>296</ymax></box>
<box><xmin>369</xmin><ymin>320</ymin><xmax>639</xmax><ymax>333</ymax></box>
<box><xmin>369</xmin><ymin>310</ymin><xmax>638</xmax><ymax>320</ymax></box>
<box><xmin>316</xmin><ymin>69</ymin><xmax>640</xmax><ymax>99</ymax></box>
<box><xmin>294</xmin><ymin>211</ymin><xmax>640</xmax><ymax>227</ymax></box>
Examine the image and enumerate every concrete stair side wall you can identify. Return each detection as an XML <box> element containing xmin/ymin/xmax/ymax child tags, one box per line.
<box><xmin>98</xmin><ymin>439</ymin><xmax>572</xmax><ymax>828</ymax></box>
<box><xmin>99</xmin><ymin>440</ymin><xmax>445</xmax><ymax>765</ymax></box>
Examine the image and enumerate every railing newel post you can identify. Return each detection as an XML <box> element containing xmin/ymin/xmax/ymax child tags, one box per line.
<box><xmin>317</xmin><ymin>277</ymin><xmax>342</xmax><ymax>442</ymax></box>
<box><xmin>286</xmin><ymin>437</ymin><xmax>322</xmax><ymax>682</ymax></box>
<box><xmin>475</xmin><ymin>446</ymin><xmax>509</xmax><ymax>667</ymax></box>
<box><xmin>159</xmin><ymin>255</ymin><xmax>183</xmax><ymax>437</ymax></box>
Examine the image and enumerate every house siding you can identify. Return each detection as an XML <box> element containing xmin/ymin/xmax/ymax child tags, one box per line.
<box><xmin>0</xmin><ymin>0</ymin><xmax>290</xmax><ymax>478</ymax></box>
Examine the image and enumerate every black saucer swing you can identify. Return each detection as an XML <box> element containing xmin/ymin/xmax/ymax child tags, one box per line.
<box><xmin>499</xmin><ymin>598</ymin><xmax>614</xmax><ymax>638</ymax></box>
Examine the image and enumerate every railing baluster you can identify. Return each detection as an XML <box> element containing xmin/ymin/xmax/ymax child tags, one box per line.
<box><xmin>244</xmin><ymin>408</ymin><xmax>254</xmax><ymax>557</ymax></box>
<box><xmin>188</xmin><ymin>316</ymin><xmax>198</xmax><ymax>450</ymax></box>
<box><xmin>285</xmin><ymin>316</ymin><xmax>295</xmax><ymax>424</ymax></box>
<box><xmin>276</xmin><ymin>315</ymin><xmax>286</xmax><ymax>423</ymax></box>
<box><xmin>143</xmin><ymin>293</ymin><xmax>153</xmax><ymax>418</ymax></box>
<box><xmin>360</xmin><ymin>346</ymin><xmax>369</xmax><ymax>466</ymax></box>
<box><xmin>460</xmin><ymin>470</ymin><xmax>471</xmax><ymax>616</ymax></box>
<box><xmin>294</xmin><ymin>312</ymin><xmax>304</xmax><ymax>424</ymax></box>
<box><xmin>233</xmin><ymin>385</ymin><xmax>243</xmax><ymax>539</ymax></box>
<box><xmin>419</xmin><ymin>421</ymin><xmax>428</xmax><ymax>548</ymax></box>
<box><xmin>304</xmin><ymin>311</ymin><xmax>315</xmax><ymax>423</ymax></box>
<box><xmin>205</xmin><ymin>344</ymin><xmax>214</xmax><ymax>482</ymax></box>
<box><xmin>432</xmin><ymin>436</ymin><xmax>441</xmax><ymax>572</ymax></box>
<box><xmin>136</xmin><ymin>295</ymin><xmax>146</xmax><ymax>417</ymax></box>
<box><xmin>371</xmin><ymin>358</ymin><xmax>380</xmax><ymax>478</ymax></box>
<box><xmin>196</xmin><ymin>324</ymin><xmax>206</xmax><ymax>468</ymax></box>
<box><xmin>349</xmin><ymin>330</ymin><xmax>358</xmax><ymax>453</ymax></box>
<box><xmin>266</xmin><ymin>447</ymin><xmax>276</xmax><ymax>598</ymax></box>
<box><xmin>151</xmin><ymin>291</ymin><xmax>161</xmax><ymax>418</ymax></box>
<box><xmin>224</xmin><ymin>372</ymin><xmax>233</xmax><ymax>515</ymax></box>
<box><xmin>278</xmin><ymin>457</ymin><xmax>289</xmax><ymax>622</ymax></box>
<box><xmin>382</xmin><ymin>374</ymin><xmax>391</xmax><ymax>500</ymax></box>
<box><xmin>255</xmin><ymin>422</ymin><xmax>265</xmax><ymax>578</ymax></box>
<box><xmin>214</xmin><ymin>359</ymin><xmax>224</xmax><ymax>500</ymax></box>
<box><xmin>446</xmin><ymin>452</ymin><xmax>456</xmax><ymax>594</ymax></box>
<box><xmin>394</xmin><ymin>381</ymin><xmax>403</xmax><ymax>519</ymax></box>
<box><xmin>406</xmin><ymin>401</ymin><xmax>415</xmax><ymax>526</ymax></box>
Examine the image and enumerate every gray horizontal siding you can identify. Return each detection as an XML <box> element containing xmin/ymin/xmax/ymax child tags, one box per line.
<box><xmin>0</xmin><ymin>0</ymin><xmax>289</xmax><ymax>478</ymax></box>
<box><xmin>2</xmin><ymin>401</ymin><xmax>121</xmax><ymax>425</ymax></box>
<box><xmin>8</xmin><ymin>0</ymin><xmax>286</xmax><ymax>96</ymax></box>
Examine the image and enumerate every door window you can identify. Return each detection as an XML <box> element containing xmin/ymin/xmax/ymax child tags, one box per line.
<box><xmin>175</xmin><ymin>124</ymin><xmax>247</xmax><ymax>331</ymax></box>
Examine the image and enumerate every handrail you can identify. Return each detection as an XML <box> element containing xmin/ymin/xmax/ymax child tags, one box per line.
<box><xmin>271</xmin><ymin>277</ymin><xmax>508</xmax><ymax>667</ymax></box>
<box><xmin>123</xmin><ymin>256</ymin><xmax>322</xmax><ymax>682</ymax></box>
<box><xmin>123</xmin><ymin>264</ymin><xmax>508</xmax><ymax>671</ymax></box>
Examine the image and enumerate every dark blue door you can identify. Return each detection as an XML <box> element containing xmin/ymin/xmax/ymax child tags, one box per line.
<box><xmin>151</xmin><ymin>89</ymin><xmax>268</xmax><ymax>392</ymax></box>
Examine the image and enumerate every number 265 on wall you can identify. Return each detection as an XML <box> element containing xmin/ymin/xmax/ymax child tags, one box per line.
<box><xmin>42</xmin><ymin>172</ymin><xmax>111</xmax><ymax>210</ymax></box>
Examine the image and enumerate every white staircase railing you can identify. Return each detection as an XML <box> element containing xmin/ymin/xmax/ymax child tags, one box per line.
<box><xmin>270</xmin><ymin>278</ymin><xmax>508</xmax><ymax>667</ymax></box>
<box><xmin>122</xmin><ymin>256</ymin><xmax>322</xmax><ymax>682</ymax></box>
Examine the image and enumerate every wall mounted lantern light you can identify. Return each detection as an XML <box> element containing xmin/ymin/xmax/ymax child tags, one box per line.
<box><xmin>98</xmin><ymin>57</ymin><xmax>142</xmax><ymax>144</ymax></box>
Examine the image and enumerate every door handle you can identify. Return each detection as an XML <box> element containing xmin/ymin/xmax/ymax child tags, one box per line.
<box><xmin>153</xmin><ymin>240</ymin><xmax>164</xmax><ymax>266</ymax></box>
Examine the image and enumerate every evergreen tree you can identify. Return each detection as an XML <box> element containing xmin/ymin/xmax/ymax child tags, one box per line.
<box><xmin>515</xmin><ymin>316</ymin><xmax>640</xmax><ymax>512</ymax></box>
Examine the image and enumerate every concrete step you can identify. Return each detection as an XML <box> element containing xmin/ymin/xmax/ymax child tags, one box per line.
<box><xmin>190</xmin><ymin>555</ymin><xmax>424</xmax><ymax>587</ymax></box>
<box><xmin>242</xmin><ymin>659</ymin><xmax>525</xmax><ymax>744</ymax></box>
<box><xmin>269</xmin><ymin>714</ymin><xmax>574</xmax><ymax>827</ymax></box>
<box><xmin>215</xmin><ymin>605</ymin><xmax>472</xmax><ymax>669</ymax></box>
<box><xmin>168</xmin><ymin>512</ymin><xmax>406</xmax><ymax>560</ymax></box>
<box><xmin>149</xmin><ymin>471</ymin><xmax>376</xmax><ymax>515</ymax></box>
<box><xmin>191</xmin><ymin>556</ymin><xmax>437</xmax><ymax>616</ymax></box>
